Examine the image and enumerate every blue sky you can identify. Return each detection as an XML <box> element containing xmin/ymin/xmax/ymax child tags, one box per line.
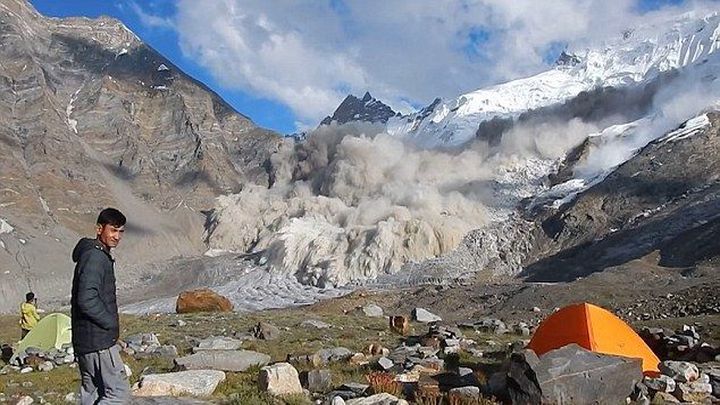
<box><xmin>29</xmin><ymin>0</ymin><xmax>698</xmax><ymax>134</ymax></box>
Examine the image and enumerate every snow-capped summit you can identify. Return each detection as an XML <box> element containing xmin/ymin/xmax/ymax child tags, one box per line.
<box><xmin>385</xmin><ymin>11</ymin><xmax>720</xmax><ymax>147</ymax></box>
<box><xmin>320</xmin><ymin>91</ymin><xmax>399</xmax><ymax>126</ymax></box>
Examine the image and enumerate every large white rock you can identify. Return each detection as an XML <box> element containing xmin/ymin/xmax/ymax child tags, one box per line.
<box><xmin>133</xmin><ymin>370</ymin><xmax>226</xmax><ymax>397</ymax></box>
<box><xmin>175</xmin><ymin>350</ymin><xmax>270</xmax><ymax>372</ymax></box>
<box><xmin>193</xmin><ymin>336</ymin><xmax>243</xmax><ymax>352</ymax></box>
<box><xmin>346</xmin><ymin>393</ymin><xmax>409</xmax><ymax>405</ymax></box>
<box><xmin>258</xmin><ymin>362</ymin><xmax>303</xmax><ymax>396</ymax></box>
<box><xmin>412</xmin><ymin>308</ymin><xmax>441</xmax><ymax>323</ymax></box>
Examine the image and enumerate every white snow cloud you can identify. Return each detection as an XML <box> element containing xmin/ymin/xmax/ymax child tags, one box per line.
<box><xmin>128</xmin><ymin>1</ymin><xmax>175</xmax><ymax>30</ymax></box>
<box><xmin>171</xmin><ymin>0</ymin><xmax>709</xmax><ymax>128</ymax></box>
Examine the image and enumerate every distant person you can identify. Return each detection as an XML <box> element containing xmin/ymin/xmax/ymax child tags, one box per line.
<box><xmin>71</xmin><ymin>207</ymin><xmax>129</xmax><ymax>404</ymax></box>
<box><xmin>20</xmin><ymin>292</ymin><xmax>40</xmax><ymax>338</ymax></box>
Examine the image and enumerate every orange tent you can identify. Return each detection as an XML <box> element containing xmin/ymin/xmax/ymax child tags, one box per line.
<box><xmin>528</xmin><ymin>302</ymin><xmax>660</xmax><ymax>375</ymax></box>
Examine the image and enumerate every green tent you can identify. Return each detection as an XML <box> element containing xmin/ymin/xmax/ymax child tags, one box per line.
<box><xmin>16</xmin><ymin>313</ymin><xmax>72</xmax><ymax>355</ymax></box>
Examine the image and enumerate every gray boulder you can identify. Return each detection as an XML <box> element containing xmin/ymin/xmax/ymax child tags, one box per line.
<box><xmin>174</xmin><ymin>350</ymin><xmax>270</xmax><ymax>372</ymax></box>
<box><xmin>302</xmin><ymin>369</ymin><xmax>332</xmax><ymax>393</ymax></box>
<box><xmin>313</xmin><ymin>347</ymin><xmax>353</xmax><ymax>365</ymax></box>
<box><xmin>133</xmin><ymin>370</ymin><xmax>226</xmax><ymax>397</ymax></box>
<box><xmin>505</xmin><ymin>345</ymin><xmax>643</xmax><ymax>405</ymax></box>
<box><xmin>377</xmin><ymin>357</ymin><xmax>394</xmax><ymax>370</ymax></box>
<box><xmin>412</xmin><ymin>308</ymin><xmax>441</xmax><ymax>323</ymax></box>
<box><xmin>193</xmin><ymin>336</ymin><xmax>242</xmax><ymax>352</ymax></box>
<box><xmin>301</xmin><ymin>320</ymin><xmax>332</xmax><ymax>329</ymax></box>
<box><xmin>258</xmin><ymin>362</ymin><xmax>303</xmax><ymax>396</ymax></box>
<box><xmin>535</xmin><ymin>345</ymin><xmax>642</xmax><ymax>404</ymax></box>
<box><xmin>362</xmin><ymin>304</ymin><xmax>384</xmax><ymax>318</ymax></box>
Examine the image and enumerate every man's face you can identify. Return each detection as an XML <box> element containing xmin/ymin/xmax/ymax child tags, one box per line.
<box><xmin>96</xmin><ymin>224</ymin><xmax>125</xmax><ymax>249</ymax></box>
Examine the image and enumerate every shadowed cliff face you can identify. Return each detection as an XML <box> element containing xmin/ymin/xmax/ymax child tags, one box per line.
<box><xmin>523</xmin><ymin>112</ymin><xmax>720</xmax><ymax>281</ymax></box>
<box><xmin>0</xmin><ymin>0</ymin><xmax>280</xmax><ymax>311</ymax></box>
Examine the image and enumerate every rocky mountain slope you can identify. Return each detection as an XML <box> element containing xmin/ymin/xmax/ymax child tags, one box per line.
<box><xmin>0</xmin><ymin>0</ymin><xmax>280</xmax><ymax>311</ymax></box>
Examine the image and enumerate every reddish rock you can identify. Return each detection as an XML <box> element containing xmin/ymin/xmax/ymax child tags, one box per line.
<box><xmin>176</xmin><ymin>289</ymin><xmax>233</xmax><ymax>314</ymax></box>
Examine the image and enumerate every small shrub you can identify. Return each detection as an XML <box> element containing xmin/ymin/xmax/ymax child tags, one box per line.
<box><xmin>366</xmin><ymin>371</ymin><xmax>402</xmax><ymax>397</ymax></box>
<box><xmin>414</xmin><ymin>386</ymin><xmax>442</xmax><ymax>405</ymax></box>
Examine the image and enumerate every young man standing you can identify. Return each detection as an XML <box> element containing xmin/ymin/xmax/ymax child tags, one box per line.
<box><xmin>71</xmin><ymin>208</ymin><xmax>129</xmax><ymax>404</ymax></box>
<box><xmin>20</xmin><ymin>292</ymin><xmax>40</xmax><ymax>339</ymax></box>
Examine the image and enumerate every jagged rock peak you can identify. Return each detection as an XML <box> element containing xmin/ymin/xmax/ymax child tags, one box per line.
<box><xmin>320</xmin><ymin>92</ymin><xmax>398</xmax><ymax>126</ymax></box>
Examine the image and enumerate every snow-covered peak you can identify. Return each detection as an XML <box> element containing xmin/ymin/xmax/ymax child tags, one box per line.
<box><xmin>387</xmin><ymin>11</ymin><xmax>720</xmax><ymax>147</ymax></box>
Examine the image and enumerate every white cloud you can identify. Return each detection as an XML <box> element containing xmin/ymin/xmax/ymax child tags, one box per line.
<box><xmin>128</xmin><ymin>1</ymin><xmax>175</xmax><ymax>30</ymax></box>
<box><xmin>172</xmin><ymin>0</ymin><xmax>708</xmax><ymax>129</ymax></box>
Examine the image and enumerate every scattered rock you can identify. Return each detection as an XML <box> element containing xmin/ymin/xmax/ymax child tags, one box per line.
<box><xmin>126</xmin><ymin>333</ymin><xmax>161</xmax><ymax>347</ymax></box>
<box><xmin>331</xmin><ymin>397</ymin><xmax>347</xmax><ymax>405</ymax></box>
<box><xmin>258</xmin><ymin>362</ymin><xmax>303</xmax><ymax>396</ymax></box>
<box><xmin>152</xmin><ymin>345</ymin><xmax>179</xmax><ymax>359</ymax></box>
<box><xmin>252</xmin><ymin>321</ymin><xmax>280</xmax><ymax>340</ymax></box>
<box><xmin>193</xmin><ymin>336</ymin><xmax>242</xmax><ymax>352</ymax></box>
<box><xmin>362</xmin><ymin>304</ymin><xmax>384</xmax><ymax>318</ymax></box>
<box><xmin>532</xmin><ymin>307</ymin><xmax>541</xmax><ymax>313</ymax></box>
<box><xmin>412</xmin><ymin>308</ymin><xmax>441</xmax><ymax>323</ymax></box>
<box><xmin>345</xmin><ymin>393</ymin><xmax>408</xmax><ymax>405</ymax></box>
<box><xmin>659</xmin><ymin>361</ymin><xmax>699</xmax><ymax>383</ymax></box>
<box><xmin>339</xmin><ymin>382</ymin><xmax>370</xmax><ymax>395</ymax></box>
<box><xmin>20</xmin><ymin>366</ymin><xmax>33</xmax><ymax>374</ymax></box>
<box><xmin>377</xmin><ymin>357</ymin><xmax>394</xmax><ymax>370</ymax></box>
<box><xmin>175</xmin><ymin>350</ymin><xmax>270</xmax><ymax>372</ymax></box>
<box><xmin>175</xmin><ymin>288</ymin><xmax>233</xmax><ymax>314</ymax></box>
<box><xmin>449</xmin><ymin>386</ymin><xmax>481</xmax><ymax>400</ymax></box>
<box><xmin>16</xmin><ymin>396</ymin><xmax>34</xmax><ymax>405</ymax></box>
<box><xmin>63</xmin><ymin>393</ymin><xmax>78</xmax><ymax>403</ymax></box>
<box><xmin>674</xmin><ymin>379</ymin><xmax>712</xmax><ymax>403</ymax></box>
<box><xmin>302</xmin><ymin>369</ymin><xmax>332</xmax><ymax>393</ymax></box>
<box><xmin>301</xmin><ymin>319</ymin><xmax>331</xmax><ymax>329</ymax></box>
<box><xmin>133</xmin><ymin>370</ymin><xmax>226</xmax><ymax>397</ymax></box>
<box><xmin>312</xmin><ymin>347</ymin><xmax>353</xmax><ymax>366</ymax></box>
<box><xmin>644</xmin><ymin>375</ymin><xmax>676</xmax><ymax>393</ymax></box>
<box><xmin>38</xmin><ymin>361</ymin><xmax>54</xmax><ymax>372</ymax></box>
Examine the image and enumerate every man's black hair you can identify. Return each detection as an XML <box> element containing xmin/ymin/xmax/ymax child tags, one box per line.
<box><xmin>26</xmin><ymin>292</ymin><xmax>35</xmax><ymax>302</ymax></box>
<box><xmin>96</xmin><ymin>208</ymin><xmax>126</xmax><ymax>227</ymax></box>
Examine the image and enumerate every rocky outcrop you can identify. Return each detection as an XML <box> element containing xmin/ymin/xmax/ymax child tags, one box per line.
<box><xmin>0</xmin><ymin>0</ymin><xmax>279</xmax><ymax>311</ymax></box>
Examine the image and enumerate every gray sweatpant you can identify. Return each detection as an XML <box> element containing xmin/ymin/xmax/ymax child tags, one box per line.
<box><xmin>77</xmin><ymin>344</ymin><xmax>130</xmax><ymax>404</ymax></box>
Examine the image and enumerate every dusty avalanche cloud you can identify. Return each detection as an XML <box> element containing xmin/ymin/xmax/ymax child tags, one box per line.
<box><xmin>205</xmin><ymin>123</ymin><xmax>497</xmax><ymax>287</ymax></box>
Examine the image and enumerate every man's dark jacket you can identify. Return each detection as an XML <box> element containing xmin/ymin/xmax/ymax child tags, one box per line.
<box><xmin>71</xmin><ymin>238</ymin><xmax>119</xmax><ymax>355</ymax></box>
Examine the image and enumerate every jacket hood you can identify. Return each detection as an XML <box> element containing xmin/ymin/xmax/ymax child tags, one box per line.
<box><xmin>72</xmin><ymin>238</ymin><xmax>109</xmax><ymax>263</ymax></box>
